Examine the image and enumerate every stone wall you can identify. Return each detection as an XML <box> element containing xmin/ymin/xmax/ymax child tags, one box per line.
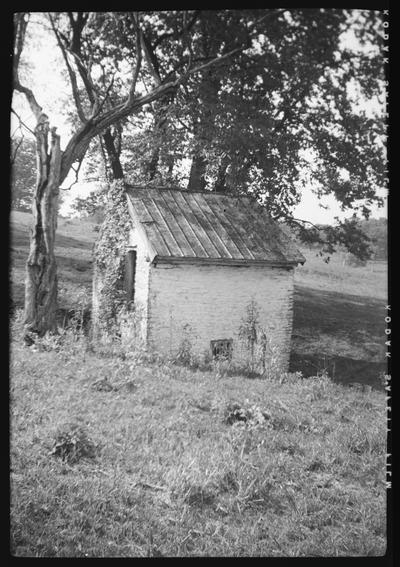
<box><xmin>145</xmin><ymin>262</ymin><xmax>295</xmax><ymax>372</ymax></box>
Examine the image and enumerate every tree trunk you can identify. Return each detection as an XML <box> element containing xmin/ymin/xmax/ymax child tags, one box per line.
<box><xmin>187</xmin><ymin>154</ymin><xmax>207</xmax><ymax>192</ymax></box>
<box><xmin>102</xmin><ymin>128</ymin><xmax>124</xmax><ymax>180</ymax></box>
<box><xmin>147</xmin><ymin>144</ymin><xmax>160</xmax><ymax>182</ymax></box>
<box><xmin>23</xmin><ymin>121</ymin><xmax>61</xmax><ymax>340</ymax></box>
<box><xmin>145</xmin><ymin>93</ymin><xmax>174</xmax><ymax>182</ymax></box>
<box><xmin>214</xmin><ymin>156</ymin><xmax>229</xmax><ymax>192</ymax></box>
<box><xmin>186</xmin><ymin>72</ymin><xmax>222</xmax><ymax>193</ymax></box>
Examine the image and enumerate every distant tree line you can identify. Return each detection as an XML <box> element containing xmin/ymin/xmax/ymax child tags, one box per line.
<box><xmin>12</xmin><ymin>10</ymin><xmax>386</xmax><ymax>338</ymax></box>
<box><xmin>287</xmin><ymin>216</ymin><xmax>387</xmax><ymax>262</ymax></box>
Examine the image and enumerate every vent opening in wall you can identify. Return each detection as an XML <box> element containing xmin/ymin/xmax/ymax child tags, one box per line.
<box><xmin>211</xmin><ymin>339</ymin><xmax>233</xmax><ymax>360</ymax></box>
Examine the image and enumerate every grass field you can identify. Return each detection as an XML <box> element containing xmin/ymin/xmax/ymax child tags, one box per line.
<box><xmin>9</xmin><ymin>211</ymin><xmax>388</xmax><ymax>557</ymax></box>
<box><xmin>10</xmin><ymin>211</ymin><xmax>388</xmax><ymax>387</ymax></box>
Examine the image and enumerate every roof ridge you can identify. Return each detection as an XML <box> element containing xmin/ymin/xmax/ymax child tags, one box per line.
<box><xmin>125</xmin><ymin>185</ymin><xmax>253</xmax><ymax>199</ymax></box>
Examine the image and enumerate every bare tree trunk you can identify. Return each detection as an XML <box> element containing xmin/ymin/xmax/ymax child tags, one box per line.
<box><xmin>13</xmin><ymin>11</ymin><xmax>242</xmax><ymax>342</ymax></box>
<box><xmin>23</xmin><ymin>121</ymin><xmax>61</xmax><ymax>340</ymax></box>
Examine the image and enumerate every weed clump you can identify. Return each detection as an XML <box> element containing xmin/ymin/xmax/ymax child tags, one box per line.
<box><xmin>183</xmin><ymin>484</ymin><xmax>217</xmax><ymax>507</ymax></box>
<box><xmin>50</xmin><ymin>423</ymin><xmax>97</xmax><ymax>464</ymax></box>
<box><xmin>223</xmin><ymin>402</ymin><xmax>271</xmax><ymax>427</ymax></box>
<box><xmin>91</xmin><ymin>378</ymin><xmax>117</xmax><ymax>392</ymax></box>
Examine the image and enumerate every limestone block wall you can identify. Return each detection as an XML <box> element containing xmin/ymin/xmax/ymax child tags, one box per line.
<box><xmin>146</xmin><ymin>262</ymin><xmax>295</xmax><ymax>372</ymax></box>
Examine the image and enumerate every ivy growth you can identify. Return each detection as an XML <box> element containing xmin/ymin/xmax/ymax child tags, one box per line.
<box><xmin>238</xmin><ymin>299</ymin><xmax>260</xmax><ymax>372</ymax></box>
<box><xmin>92</xmin><ymin>180</ymin><xmax>132</xmax><ymax>337</ymax></box>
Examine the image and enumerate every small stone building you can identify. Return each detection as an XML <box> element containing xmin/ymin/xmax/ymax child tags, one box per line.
<box><xmin>121</xmin><ymin>186</ymin><xmax>305</xmax><ymax>372</ymax></box>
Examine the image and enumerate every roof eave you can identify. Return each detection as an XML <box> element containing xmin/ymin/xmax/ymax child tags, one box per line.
<box><xmin>152</xmin><ymin>256</ymin><xmax>302</xmax><ymax>268</ymax></box>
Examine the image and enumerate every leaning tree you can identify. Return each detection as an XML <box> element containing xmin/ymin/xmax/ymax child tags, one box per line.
<box><xmin>136</xmin><ymin>9</ymin><xmax>386</xmax><ymax>257</ymax></box>
<box><xmin>80</xmin><ymin>9</ymin><xmax>386</xmax><ymax>259</ymax></box>
<box><xmin>12</xmin><ymin>10</ymin><xmax>386</xmax><ymax>340</ymax></box>
<box><xmin>13</xmin><ymin>10</ymin><xmax>261</xmax><ymax>340</ymax></box>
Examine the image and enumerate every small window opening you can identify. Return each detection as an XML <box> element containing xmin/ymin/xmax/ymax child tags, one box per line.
<box><xmin>211</xmin><ymin>339</ymin><xmax>233</xmax><ymax>360</ymax></box>
<box><xmin>125</xmin><ymin>248</ymin><xmax>137</xmax><ymax>307</ymax></box>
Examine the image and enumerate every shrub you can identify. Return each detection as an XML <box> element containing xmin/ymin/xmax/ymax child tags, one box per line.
<box><xmin>50</xmin><ymin>423</ymin><xmax>97</xmax><ymax>464</ymax></box>
<box><xmin>238</xmin><ymin>300</ymin><xmax>282</xmax><ymax>378</ymax></box>
<box><xmin>223</xmin><ymin>402</ymin><xmax>271</xmax><ymax>428</ymax></box>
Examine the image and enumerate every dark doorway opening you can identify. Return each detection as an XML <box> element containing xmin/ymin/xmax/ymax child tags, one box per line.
<box><xmin>125</xmin><ymin>249</ymin><xmax>137</xmax><ymax>307</ymax></box>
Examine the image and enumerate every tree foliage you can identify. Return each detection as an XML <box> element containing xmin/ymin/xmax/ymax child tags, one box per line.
<box><xmin>73</xmin><ymin>10</ymin><xmax>385</xmax><ymax>259</ymax></box>
<box><xmin>13</xmin><ymin>10</ymin><xmax>249</xmax><ymax>336</ymax></box>
<box><xmin>13</xmin><ymin>10</ymin><xmax>386</xmax><ymax>337</ymax></box>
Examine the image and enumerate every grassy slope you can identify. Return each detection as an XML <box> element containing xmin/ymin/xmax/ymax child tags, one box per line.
<box><xmin>10</xmin><ymin>211</ymin><xmax>388</xmax><ymax>557</ymax></box>
<box><xmin>10</xmin><ymin>341</ymin><xmax>386</xmax><ymax>557</ymax></box>
<box><xmin>292</xmin><ymin>255</ymin><xmax>387</xmax><ymax>387</ymax></box>
<box><xmin>10</xmin><ymin>211</ymin><xmax>388</xmax><ymax>386</ymax></box>
<box><xmin>10</xmin><ymin>211</ymin><xmax>97</xmax><ymax>313</ymax></box>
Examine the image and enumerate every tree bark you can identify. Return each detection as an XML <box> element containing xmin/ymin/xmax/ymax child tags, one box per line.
<box><xmin>214</xmin><ymin>156</ymin><xmax>229</xmax><ymax>192</ymax></box>
<box><xmin>23</xmin><ymin>120</ymin><xmax>61</xmax><ymax>339</ymax></box>
<box><xmin>102</xmin><ymin>127</ymin><xmax>124</xmax><ymax>180</ymax></box>
<box><xmin>187</xmin><ymin>154</ymin><xmax>207</xmax><ymax>192</ymax></box>
<box><xmin>186</xmin><ymin>71</ymin><xmax>222</xmax><ymax>193</ymax></box>
<box><xmin>14</xmin><ymin>12</ymin><xmax>243</xmax><ymax>340</ymax></box>
<box><xmin>145</xmin><ymin>92</ymin><xmax>174</xmax><ymax>182</ymax></box>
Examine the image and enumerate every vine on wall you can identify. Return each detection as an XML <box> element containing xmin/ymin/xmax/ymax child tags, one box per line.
<box><xmin>238</xmin><ymin>299</ymin><xmax>260</xmax><ymax>370</ymax></box>
<box><xmin>238</xmin><ymin>299</ymin><xmax>281</xmax><ymax>377</ymax></box>
<box><xmin>92</xmin><ymin>180</ymin><xmax>132</xmax><ymax>339</ymax></box>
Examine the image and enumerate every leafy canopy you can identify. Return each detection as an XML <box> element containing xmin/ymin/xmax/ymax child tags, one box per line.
<box><xmin>14</xmin><ymin>10</ymin><xmax>386</xmax><ymax>259</ymax></box>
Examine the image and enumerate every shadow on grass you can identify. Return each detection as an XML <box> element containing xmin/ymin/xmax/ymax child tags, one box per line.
<box><xmin>293</xmin><ymin>284</ymin><xmax>386</xmax><ymax>341</ymax></box>
<box><xmin>289</xmin><ymin>352</ymin><xmax>386</xmax><ymax>391</ymax></box>
<box><xmin>291</xmin><ymin>284</ymin><xmax>387</xmax><ymax>391</ymax></box>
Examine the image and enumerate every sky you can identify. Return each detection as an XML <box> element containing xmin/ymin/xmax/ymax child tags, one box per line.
<box><xmin>11</xmin><ymin>11</ymin><xmax>388</xmax><ymax>223</ymax></box>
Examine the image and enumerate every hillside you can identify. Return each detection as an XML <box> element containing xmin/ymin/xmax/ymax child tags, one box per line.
<box><xmin>10</xmin><ymin>210</ymin><xmax>387</xmax><ymax>388</ymax></box>
<box><xmin>9</xmin><ymin>210</ymin><xmax>388</xmax><ymax>557</ymax></box>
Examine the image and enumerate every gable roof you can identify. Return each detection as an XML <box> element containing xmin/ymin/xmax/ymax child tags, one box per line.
<box><xmin>126</xmin><ymin>186</ymin><xmax>305</xmax><ymax>266</ymax></box>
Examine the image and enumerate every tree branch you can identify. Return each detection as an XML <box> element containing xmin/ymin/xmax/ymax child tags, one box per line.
<box><xmin>49</xmin><ymin>13</ymin><xmax>88</xmax><ymax>123</ymax></box>
<box><xmin>137</xmin><ymin>18</ymin><xmax>163</xmax><ymax>87</ymax></box>
<box><xmin>11</xmin><ymin>108</ymin><xmax>36</xmax><ymax>136</ymax></box>
<box><xmin>60</xmin><ymin>30</ymin><xmax>245</xmax><ymax>183</ymax></box>
<box><xmin>63</xmin><ymin>156</ymin><xmax>84</xmax><ymax>191</ymax></box>
<box><xmin>91</xmin><ymin>72</ymin><xmax>116</xmax><ymax>120</ymax></box>
<box><xmin>70</xmin><ymin>51</ymin><xmax>99</xmax><ymax>111</ymax></box>
<box><xmin>284</xmin><ymin>216</ymin><xmax>321</xmax><ymax>230</ymax></box>
<box><xmin>11</xmin><ymin>132</ymin><xmax>24</xmax><ymax>165</ymax></box>
<box><xmin>13</xmin><ymin>13</ymin><xmax>28</xmax><ymax>77</ymax></box>
<box><xmin>13</xmin><ymin>14</ymin><xmax>48</xmax><ymax>124</ymax></box>
<box><xmin>153</xmin><ymin>10</ymin><xmax>201</xmax><ymax>49</ymax></box>
<box><xmin>59</xmin><ymin>12</ymin><xmax>99</xmax><ymax>112</ymax></box>
<box><xmin>61</xmin><ymin>20</ymin><xmax>253</xmax><ymax>181</ymax></box>
<box><xmin>128</xmin><ymin>13</ymin><xmax>143</xmax><ymax>101</ymax></box>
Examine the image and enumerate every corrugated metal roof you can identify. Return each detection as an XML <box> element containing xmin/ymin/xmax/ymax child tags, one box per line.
<box><xmin>126</xmin><ymin>186</ymin><xmax>305</xmax><ymax>266</ymax></box>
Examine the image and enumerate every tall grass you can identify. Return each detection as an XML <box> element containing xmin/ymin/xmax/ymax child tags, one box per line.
<box><xmin>10</xmin><ymin>215</ymin><xmax>388</xmax><ymax>557</ymax></box>
<box><xmin>10</xmin><ymin>312</ymin><xmax>386</xmax><ymax>557</ymax></box>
